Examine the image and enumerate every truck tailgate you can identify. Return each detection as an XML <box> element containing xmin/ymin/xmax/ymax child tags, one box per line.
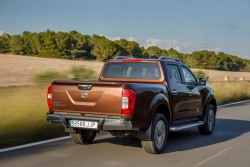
<box><xmin>51</xmin><ymin>81</ymin><xmax>123</xmax><ymax>116</ymax></box>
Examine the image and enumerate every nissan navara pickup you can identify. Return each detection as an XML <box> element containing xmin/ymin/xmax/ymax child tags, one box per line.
<box><xmin>46</xmin><ymin>56</ymin><xmax>217</xmax><ymax>154</ymax></box>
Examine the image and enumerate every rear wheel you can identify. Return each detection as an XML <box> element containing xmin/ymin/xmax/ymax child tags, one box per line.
<box><xmin>199</xmin><ymin>105</ymin><xmax>216</xmax><ymax>135</ymax></box>
<box><xmin>141</xmin><ymin>113</ymin><xmax>168</xmax><ymax>154</ymax></box>
<box><xmin>70</xmin><ymin>130</ymin><xmax>96</xmax><ymax>144</ymax></box>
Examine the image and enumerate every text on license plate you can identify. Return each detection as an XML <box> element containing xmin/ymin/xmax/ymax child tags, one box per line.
<box><xmin>70</xmin><ymin>120</ymin><xmax>98</xmax><ymax>129</ymax></box>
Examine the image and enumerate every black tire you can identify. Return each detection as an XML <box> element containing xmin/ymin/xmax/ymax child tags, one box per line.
<box><xmin>70</xmin><ymin>130</ymin><xmax>96</xmax><ymax>145</ymax></box>
<box><xmin>199</xmin><ymin>104</ymin><xmax>216</xmax><ymax>135</ymax></box>
<box><xmin>141</xmin><ymin>113</ymin><xmax>168</xmax><ymax>154</ymax></box>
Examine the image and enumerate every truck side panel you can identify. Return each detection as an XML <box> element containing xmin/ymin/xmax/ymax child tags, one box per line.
<box><xmin>122</xmin><ymin>83</ymin><xmax>168</xmax><ymax>129</ymax></box>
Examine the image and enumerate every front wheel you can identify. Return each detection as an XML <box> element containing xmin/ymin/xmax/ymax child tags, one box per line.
<box><xmin>199</xmin><ymin>104</ymin><xmax>216</xmax><ymax>135</ymax></box>
<box><xmin>70</xmin><ymin>130</ymin><xmax>96</xmax><ymax>145</ymax></box>
<box><xmin>141</xmin><ymin>113</ymin><xmax>168</xmax><ymax>154</ymax></box>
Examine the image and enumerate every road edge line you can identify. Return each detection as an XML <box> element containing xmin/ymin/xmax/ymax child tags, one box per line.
<box><xmin>0</xmin><ymin>136</ymin><xmax>70</xmax><ymax>153</ymax></box>
<box><xmin>217</xmin><ymin>99</ymin><xmax>250</xmax><ymax>108</ymax></box>
<box><xmin>1</xmin><ymin>99</ymin><xmax>249</xmax><ymax>153</ymax></box>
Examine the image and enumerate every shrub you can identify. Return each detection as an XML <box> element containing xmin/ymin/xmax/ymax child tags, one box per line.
<box><xmin>32</xmin><ymin>70</ymin><xmax>68</xmax><ymax>84</ymax></box>
<box><xmin>193</xmin><ymin>70</ymin><xmax>206</xmax><ymax>78</ymax></box>
<box><xmin>70</xmin><ymin>66</ymin><xmax>97</xmax><ymax>81</ymax></box>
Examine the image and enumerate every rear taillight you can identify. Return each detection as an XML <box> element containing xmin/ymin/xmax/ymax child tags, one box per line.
<box><xmin>122</xmin><ymin>88</ymin><xmax>136</xmax><ymax>114</ymax></box>
<box><xmin>47</xmin><ymin>86</ymin><xmax>52</xmax><ymax>109</ymax></box>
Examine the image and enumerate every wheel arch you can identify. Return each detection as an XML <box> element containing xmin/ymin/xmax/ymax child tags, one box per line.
<box><xmin>154</xmin><ymin>104</ymin><xmax>171</xmax><ymax>122</ymax></box>
<box><xmin>203</xmin><ymin>91</ymin><xmax>217</xmax><ymax>113</ymax></box>
<box><xmin>149</xmin><ymin>93</ymin><xmax>172</xmax><ymax>124</ymax></box>
<box><xmin>209</xmin><ymin>98</ymin><xmax>217</xmax><ymax>113</ymax></box>
<box><xmin>137</xmin><ymin>93</ymin><xmax>171</xmax><ymax>141</ymax></box>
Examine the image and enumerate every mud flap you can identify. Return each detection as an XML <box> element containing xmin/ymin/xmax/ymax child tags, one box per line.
<box><xmin>137</xmin><ymin>123</ymin><xmax>152</xmax><ymax>140</ymax></box>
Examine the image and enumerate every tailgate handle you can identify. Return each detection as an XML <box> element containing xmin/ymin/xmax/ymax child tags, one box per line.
<box><xmin>78</xmin><ymin>84</ymin><xmax>92</xmax><ymax>90</ymax></box>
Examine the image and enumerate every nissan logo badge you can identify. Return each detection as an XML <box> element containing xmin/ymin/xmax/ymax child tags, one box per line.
<box><xmin>81</xmin><ymin>92</ymin><xmax>88</xmax><ymax>99</ymax></box>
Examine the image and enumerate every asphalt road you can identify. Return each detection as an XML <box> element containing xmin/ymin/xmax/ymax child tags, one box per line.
<box><xmin>1</xmin><ymin>101</ymin><xmax>250</xmax><ymax>167</ymax></box>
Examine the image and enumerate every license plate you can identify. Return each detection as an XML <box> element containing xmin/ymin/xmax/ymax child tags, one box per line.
<box><xmin>70</xmin><ymin>120</ymin><xmax>98</xmax><ymax>129</ymax></box>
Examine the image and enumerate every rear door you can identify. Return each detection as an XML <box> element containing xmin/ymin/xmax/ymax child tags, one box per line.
<box><xmin>165</xmin><ymin>64</ymin><xmax>201</xmax><ymax>120</ymax></box>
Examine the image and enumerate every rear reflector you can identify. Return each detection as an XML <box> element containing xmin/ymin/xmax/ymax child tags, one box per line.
<box><xmin>122</xmin><ymin>88</ymin><xmax>136</xmax><ymax>114</ymax></box>
<box><xmin>47</xmin><ymin>86</ymin><xmax>52</xmax><ymax>109</ymax></box>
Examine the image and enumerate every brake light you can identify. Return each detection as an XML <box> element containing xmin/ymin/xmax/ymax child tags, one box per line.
<box><xmin>122</xmin><ymin>88</ymin><xmax>136</xmax><ymax>114</ymax></box>
<box><xmin>47</xmin><ymin>86</ymin><xmax>52</xmax><ymax>109</ymax></box>
<box><xmin>121</xmin><ymin>59</ymin><xmax>142</xmax><ymax>62</ymax></box>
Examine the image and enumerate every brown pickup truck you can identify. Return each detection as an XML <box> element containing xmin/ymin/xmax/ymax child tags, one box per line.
<box><xmin>46</xmin><ymin>56</ymin><xmax>217</xmax><ymax>154</ymax></box>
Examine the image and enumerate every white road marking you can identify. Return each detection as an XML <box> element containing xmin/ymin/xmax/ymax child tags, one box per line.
<box><xmin>0</xmin><ymin>99</ymin><xmax>249</xmax><ymax>153</ymax></box>
<box><xmin>0</xmin><ymin>136</ymin><xmax>70</xmax><ymax>153</ymax></box>
<box><xmin>217</xmin><ymin>99</ymin><xmax>250</xmax><ymax>108</ymax></box>
<box><xmin>193</xmin><ymin>148</ymin><xmax>231</xmax><ymax>167</ymax></box>
<box><xmin>193</xmin><ymin>143</ymin><xmax>239</xmax><ymax>167</ymax></box>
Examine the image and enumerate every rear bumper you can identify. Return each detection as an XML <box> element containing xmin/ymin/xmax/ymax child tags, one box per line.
<box><xmin>46</xmin><ymin>112</ymin><xmax>133</xmax><ymax>131</ymax></box>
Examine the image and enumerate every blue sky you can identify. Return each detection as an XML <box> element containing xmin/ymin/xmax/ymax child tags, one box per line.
<box><xmin>0</xmin><ymin>0</ymin><xmax>250</xmax><ymax>59</ymax></box>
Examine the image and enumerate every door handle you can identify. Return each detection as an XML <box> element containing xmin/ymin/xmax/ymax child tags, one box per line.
<box><xmin>172</xmin><ymin>90</ymin><xmax>178</xmax><ymax>95</ymax></box>
<box><xmin>188</xmin><ymin>91</ymin><xmax>193</xmax><ymax>96</ymax></box>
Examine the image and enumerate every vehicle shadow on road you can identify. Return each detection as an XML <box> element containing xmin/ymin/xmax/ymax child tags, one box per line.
<box><xmin>94</xmin><ymin>134</ymin><xmax>141</xmax><ymax>147</ymax></box>
<box><xmin>94</xmin><ymin>118</ymin><xmax>250</xmax><ymax>153</ymax></box>
<box><xmin>164</xmin><ymin>118</ymin><xmax>250</xmax><ymax>153</ymax></box>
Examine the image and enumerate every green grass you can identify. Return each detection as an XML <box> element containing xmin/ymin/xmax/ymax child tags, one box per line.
<box><xmin>0</xmin><ymin>81</ymin><xmax>250</xmax><ymax>148</ymax></box>
<box><xmin>0</xmin><ymin>86</ymin><xmax>67</xmax><ymax>148</ymax></box>
<box><xmin>210</xmin><ymin>81</ymin><xmax>250</xmax><ymax>105</ymax></box>
<box><xmin>0</xmin><ymin>66</ymin><xmax>98</xmax><ymax>148</ymax></box>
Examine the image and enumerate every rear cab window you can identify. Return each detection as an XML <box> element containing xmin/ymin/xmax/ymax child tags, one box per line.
<box><xmin>100</xmin><ymin>60</ymin><xmax>163</xmax><ymax>82</ymax></box>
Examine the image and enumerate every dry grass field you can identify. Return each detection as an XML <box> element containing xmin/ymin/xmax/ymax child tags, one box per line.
<box><xmin>192</xmin><ymin>69</ymin><xmax>250</xmax><ymax>81</ymax></box>
<box><xmin>0</xmin><ymin>54</ymin><xmax>104</xmax><ymax>86</ymax></box>
<box><xmin>1</xmin><ymin>54</ymin><xmax>250</xmax><ymax>86</ymax></box>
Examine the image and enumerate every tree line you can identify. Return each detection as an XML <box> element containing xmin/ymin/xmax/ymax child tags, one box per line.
<box><xmin>0</xmin><ymin>29</ymin><xmax>249</xmax><ymax>71</ymax></box>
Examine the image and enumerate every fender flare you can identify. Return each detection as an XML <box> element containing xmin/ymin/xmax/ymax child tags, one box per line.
<box><xmin>203</xmin><ymin>92</ymin><xmax>217</xmax><ymax>118</ymax></box>
<box><xmin>137</xmin><ymin>93</ymin><xmax>171</xmax><ymax>140</ymax></box>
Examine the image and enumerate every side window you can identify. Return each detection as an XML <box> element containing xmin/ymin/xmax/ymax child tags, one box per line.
<box><xmin>181</xmin><ymin>67</ymin><xmax>197</xmax><ymax>85</ymax></box>
<box><xmin>166</xmin><ymin>64</ymin><xmax>182</xmax><ymax>84</ymax></box>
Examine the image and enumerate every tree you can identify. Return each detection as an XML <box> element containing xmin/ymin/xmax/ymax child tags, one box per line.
<box><xmin>91</xmin><ymin>36</ymin><xmax>121</xmax><ymax>61</ymax></box>
<box><xmin>69</xmin><ymin>31</ymin><xmax>92</xmax><ymax>59</ymax></box>
<box><xmin>38</xmin><ymin>30</ymin><xmax>61</xmax><ymax>58</ymax></box>
<box><xmin>244</xmin><ymin>61</ymin><xmax>250</xmax><ymax>71</ymax></box>
<box><xmin>0</xmin><ymin>33</ymin><xmax>11</xmax><ymax>53</ymax></box>
<box><xmin>145</xmin><ymin>46</ymin><xmax>162</xmax><ymax>58</ymax></box>
<box><xmin>115</xmin><ymin>39</ymin><xmax>143</xmax><ymax>57</ymax></box>
<box><xmin>168</xmin><ymin>48</ymin><xmax>183</xmax><ymax>61</ymax></box>
<box><xmin>1</xmin><ymin>30</ymin><xmax>249</xmax><ymax>72</ymax></box>
<box><xmin>9</xmin><ymin>35</ymin><xmax>25</xmax><ymax>55</ymax></box>
<box><xmin>22</xmin><ymin>31</ymin><xmax>34</xmax><ymax>55</ymax></box>
<box><xmin>161</xmin><ymin>49</ymin><xmax>168</xmax><ymax>56</ymax></box>
<box><xmin>56</xmin><ymin>31</ymin><xmax>72</xmax><ymax>56</ymax></box>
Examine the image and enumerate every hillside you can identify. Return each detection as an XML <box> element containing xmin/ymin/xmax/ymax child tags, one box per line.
<box><xmin>0</xmin><ymin>54</ymin><xmax>250</xmax><ymax>86</ymax></box>
<box><xmin>0</xmin><ymin>54</ymin><xmax>104</xmax><ymax>86</ymax></box>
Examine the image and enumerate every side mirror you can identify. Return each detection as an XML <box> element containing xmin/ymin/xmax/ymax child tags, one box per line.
<box><xmin>199</xmin><ymin>78</ymin><xmax>206</xmax><ymax>85</ymax></box>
